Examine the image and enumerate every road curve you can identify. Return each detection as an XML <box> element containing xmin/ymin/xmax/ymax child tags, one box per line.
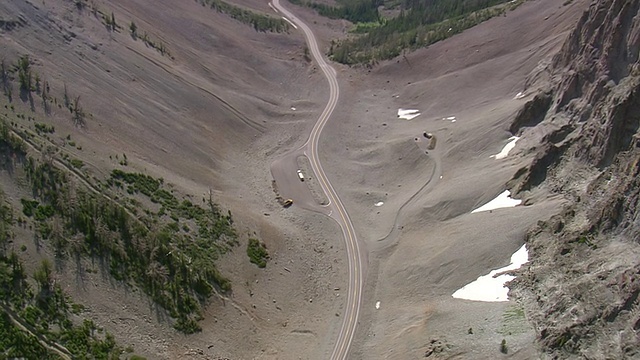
<box><xmin>270</xmin><ymin>1</ymin><xmax>366</xmax><ymax>359</ymax></box>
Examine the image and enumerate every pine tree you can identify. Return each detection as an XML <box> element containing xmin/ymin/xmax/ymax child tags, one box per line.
<box><xmin>129</xmin><ymin>21</ymin><xmax>137</xmax><ymax>38</ymax></box>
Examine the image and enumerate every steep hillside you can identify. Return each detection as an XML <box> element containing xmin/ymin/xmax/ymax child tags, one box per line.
<box><xmin>509</xmin><ymin>0</ymin><xmax>640</xmax><ymax>357</ymax></box>
<box><xmin>0</xmin><ymin>0</ymin><xmax>349</xmax><ymax>358</ymax></box>
<box><xmin>0</xmin><ymin>0</ymin><xmax>304</xmax><ymax>189</ymax></box>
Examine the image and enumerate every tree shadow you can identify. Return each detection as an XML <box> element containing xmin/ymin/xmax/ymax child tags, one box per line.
<box><xmin>149</xmin><ymin>294</ymin><xmax>172</xmax><ymax>327</ymax></box>
<box><xmin>19</xmin><ymin>87</ymin><xmax>28</xmax><ymax>103</ymax></box>
<box><xmin>33</xmin><ymin>231</ymin><xmax>41</xmax><ymax>253</ymax></box>
<box><xmin>43</xmin><ymin>99</ymin><xmax>50</xmax><ymax>116</ymax></box>
<box><xmin>54</xmin><ymin>254</ymin><xmax>66</xmax><ymax>272</ymax></box>
<box><xmin>0</xmin><ymin>150</ymin><xmax>26</xmax><ymax>177</ymax></box>
<box><xmin>28</xmin><ymin>93</ymin><xmax>35</xmax><ymax>112</ymax></box>
<box><xmin>73</xmin><ymin>252</ymin><xmax>88</xmax><ymax>291</ymax></box>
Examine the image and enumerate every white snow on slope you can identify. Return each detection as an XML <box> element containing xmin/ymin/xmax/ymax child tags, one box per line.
<box><xmin>471</xmin><ymin>190</ymin><xmax>521</xmax><ymax>213</ymax></box>
<box><xmin>452</xmin><ymin>245</ymin><xmax>528</xmax><ymax>302</ymax></box>
<box><xmin>398</xmin><ymin>109</ymin><xmax>421</xmax><ymax>120</ymax></box>
<box><xmin>491</xmin><ymin>136</ymin><xmax>520</xmax><ymax>160</ymax></box>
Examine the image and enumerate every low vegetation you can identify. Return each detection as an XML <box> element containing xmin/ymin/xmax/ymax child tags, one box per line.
<box><xmin>0</xmin><ymin>27</ymin><xmax>263</xmax><ymax>341</ymax></box>
<box><xmin>20</xmin><ymin>157</ymin><xmax>238</xmax><ymax>333</ymax></box>
<box><xmin>0</xmin><ymin>189</ymin><xmax>134</xmax><ymax>359</ymax></box>
<box><xmin>288</xmin><ymin>0</ymin><xmax>382</xmax><ymax>23</ymax></box>
<box><xmin>1</xmin><ymin>53</ymin><xmax>89</xmax><ymax>128</ymax></box>
<box><xmin>34</xmin><ymin>123</ymin><xmax>55</xmax><ymax>134</ymax></box>
<box><xmin>198</xmin><ymin>0</ymin><xmax>290</xmax><ymax>32</ymax></box>
<box><xmin>0</xmin><ymin>107</ymin><xmax>245</xmax><ymax>334</ymax></box>
<box><xmin>247</xmin><ymin>238</ymin><xmax>269</xmax><ymax>268</ymax></box>
<box><xmin>295</xmin><ymin>0</ymin><xmax>524</xmax><ymax>65</ymax></box>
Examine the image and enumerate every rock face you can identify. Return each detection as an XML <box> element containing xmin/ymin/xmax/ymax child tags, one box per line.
<box><xmin>507</xmin><ymin>0</ymin><xmax>640</xmax><ymax>358</ymax></box>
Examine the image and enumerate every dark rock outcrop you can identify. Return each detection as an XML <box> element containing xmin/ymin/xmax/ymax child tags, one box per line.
<box><xmin>507</xmin><ymin>0</ymin><xmax>640</xmax><ymax>358</ymax></box>
<box><xmin>510</xmin><ymin>90</ymin><xmax>553</xmax><ymax>135</ymax></box>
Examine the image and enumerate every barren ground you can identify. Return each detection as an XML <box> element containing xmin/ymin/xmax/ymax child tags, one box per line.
<box><xmin>0</xmin><ymin>0</ymin><xmax>591</xmax><ymax>358</ymax></box>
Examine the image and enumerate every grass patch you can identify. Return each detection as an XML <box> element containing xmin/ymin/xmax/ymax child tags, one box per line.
<box><xmin>200</xmin><ymin>0</ymin><xmax>290</xmax><ymax>32</ymax></box>
<box><xmin>247</xmin><ymin>238</ymin><xmax>269</xmax><ymax>268</ymax></box>
<box><xmin>498</xmin><ymin>305</ymin><xmax>529</xmax><ymax>336</ymax></box>
<box><xmin>21</xmin><ymin>198</ymin><xmax>39</xmax><ymax>217</ymax></box>
<box><xmin>69</xmin><ymin>158</ymin><xmax>84</xmax><ymax>169</ymax></box>
<box><xmin>34</xmin><ymin>123</ymin><xmax>54</xmax><ymax>134</ymax></box>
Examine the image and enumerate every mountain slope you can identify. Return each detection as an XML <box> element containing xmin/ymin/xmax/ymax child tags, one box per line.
<box><xmin>0</xmin><ymin>0</ymin><xmax>348</xmax><ymax>358</ymax></box>
<box><xmin>509</xmin><ymin>0</ymin><xmax>640</xmax><ymax>357</ymax></box>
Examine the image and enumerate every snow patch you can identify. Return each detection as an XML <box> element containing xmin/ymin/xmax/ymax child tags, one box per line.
<box><xmin>471</xmin><ymin>190</ymin><xmax>521</xmax><ymax>214</ymax></box>
<box><xmin>375</xmin><ymin>301</ymin><xmax>380</xmax><ymax>309</ymax></box>
<box><xmin>291</xmin><ymin>106</ymin><xmax>296</xmax><ymax>111</ymax></box>
<box><xmin>452</xmin><ymin>245</ymin><xmax>529</xmax><ymax>302</ymax></box>
<box><xmin>398</xmin><ymin>109</ymin><xmax>421</xmax><ymax>120</ymax></box>
<box><xmin>374</xmin><ymin>201</ymin><xmax>384</xmax><ymax>207</ymax></box>
<box><xmin>514</xmin><ymin>91</ymin><xmax>525</xmax><ymax>99</ymax></box>
<box><xmin>490</xmin><ymin>136</ymin><xmax>520</xmax><ymax>160</ymax></box>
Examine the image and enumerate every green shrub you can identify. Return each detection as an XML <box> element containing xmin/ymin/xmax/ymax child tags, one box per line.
<box><xmin>20</xmin><ymin>198</ymin><xmax>39</xmax><ymax>217</ymax></box>
<box><xmin>34</xmin><ymin>123</ymin><xmax>54</xmax><ymax>134</ymax></box>
<box><xmin>174</xmin><ymin>317</ymin><xmax>201</xmax><ymax>334</ymax></box>
<box><xmin>70</xmin><ymin>159</ymin><xmax>84</xmax><ymax>169</ymax></box>
<box><xmin>247</xmin><ymin>238</ymin><xmax>269</xmax><ymax>268</ymax></box>
<box><xmin>34</xmin><ymin>205</ymin><xmax>54</xmax><ymax>221</ymax></box>
<box><xmin>201</xmin><ymin>0</ymin><xmax>289</xmax><ymax>32</ymax></box>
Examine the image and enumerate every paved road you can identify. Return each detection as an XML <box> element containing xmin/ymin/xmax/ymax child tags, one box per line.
<box><xmin>270</xmin><ymin>1</ymin><xmax>365</xmax><ymax>359</ymax></box>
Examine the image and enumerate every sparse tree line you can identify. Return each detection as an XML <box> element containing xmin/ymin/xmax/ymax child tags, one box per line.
<box><xmin>196</xmin><ymin>0</ymin><xmax>290</xmax><ymax>33</ymax></box>
<box><xmin>288</xmin><ymin>0</ymin><xmax>382</xmax><ymax>24</ymax></box>
<box><xmin>69</xmin><ymin>0</ymin><xmax>172</xmax><ymax>58</ymax></box>
<box><xmin>0</xmin><ymin>187</ymin><xmax>134</xmax><ymax>359</ymax></box>
<box><xmin>0</xmin><ymin>51</ymin><xmax>261</xmax><ymax>335</ymax></box>
<box><xmin>1</xmin><ymin>55</ymin><xmax>87</xmax><ymax>127</ymax></box>
<box><xmin>23</xmin><ymin>158</ymin><xmax>238</xmax><ymax>333</ymax></box>
<box><xmin>126</xmin><ymin>19</ymin><xmax>172</xmax><ymax>58</ymax></box>
<box><xmin>329</xmin><ymin>4</ymin><xmax>514</xmax><ymax>64</ymax></box>
<box><xmin>0</xmin><ymin>1</ymin><xmax>269</xmax><ymax>339</ymax></box>
<box><xmin>293</xmin><ymin>0</ymin><xmax>523</xmax><ymax>65</ymax></box>
<box><xmin>0</xmin><ymin>120</ymin><xmax>242</xmax><ymax>334</ymax></box>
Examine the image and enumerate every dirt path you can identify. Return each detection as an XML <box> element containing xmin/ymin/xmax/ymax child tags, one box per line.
<box><xmin>9</xmin><ymin>128</ymin><xmax>148</xmax><ymax>230</ymax></box>
<box><xmin>1</xmin><ymin>302</ymin><xmax>73</xmax><ymax>360</ymax></box>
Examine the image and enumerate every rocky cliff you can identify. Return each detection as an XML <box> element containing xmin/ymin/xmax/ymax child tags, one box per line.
<box><xmin>507</xmin><ymin>0</ymin><xmax>640</xmax><ymax>358</ymax></box>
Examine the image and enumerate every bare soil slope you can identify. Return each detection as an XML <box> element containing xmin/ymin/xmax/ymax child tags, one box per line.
<box><xmin>310</xmin><ymin>0</ymin><xmax>591</xmax><ymax>358</ymax></box>
<box><xmin>0</xmin><ymin>0</ymin><xmax>350</xmax><ymax>358</ymax></box>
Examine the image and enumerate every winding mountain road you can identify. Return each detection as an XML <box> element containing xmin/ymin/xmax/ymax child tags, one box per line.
<box><xmin>270</xmin><ymin>1</ymin><xmax>366</xmax><ymax>358</ymax></box>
